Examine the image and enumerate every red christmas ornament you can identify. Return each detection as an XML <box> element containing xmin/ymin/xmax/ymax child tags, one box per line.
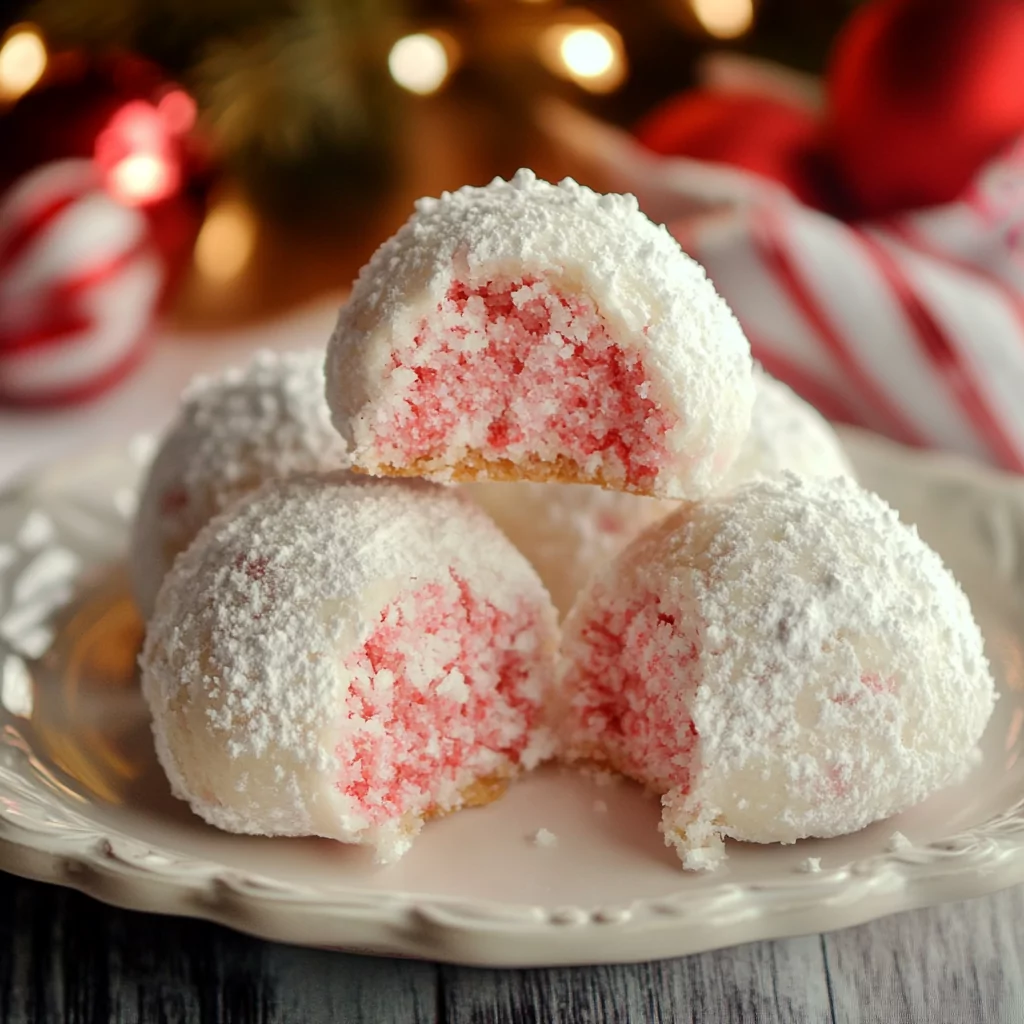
<box><xmin>826</xmin><ymin>0</ymin><xmax>1024</xmax><ymax>218</ymax></box>
<box><xmin>635</xmin><ymin>90</ymin><xmax>832</xmax><ymax>211</ymax></box>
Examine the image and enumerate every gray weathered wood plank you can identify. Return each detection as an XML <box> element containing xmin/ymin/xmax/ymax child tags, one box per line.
<box><xmin>8</xmin><ymin>866</ymin><xmax>1024</xmax><ymax>1024</ymax></box>
<box><xmin>261</xmin><ymin>943</ymin><xmax>438</xmax><ymax>1024</ymax></box>
<box><xmin>823</xmin><ymin>886</ymin><xmax>1024</xmax><ymax>1024</ymax></box>
<box><xmin>441</xmin><ymin>935</ymin><xmax>832</xmax><ymax>1024</ymax></box>
<box><xmin>0</xmin><ymin>872</ymin><xmax>439</xmax><ymax>1024</ymax></box>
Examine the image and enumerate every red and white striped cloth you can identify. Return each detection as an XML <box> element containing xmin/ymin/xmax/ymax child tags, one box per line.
<box><xmin>547</xmin><ymin>106</ymin><xmax>1024</xmax><ymax>473</ymax></box>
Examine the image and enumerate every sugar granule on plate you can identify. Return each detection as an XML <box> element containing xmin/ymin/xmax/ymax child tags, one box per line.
<box><xmin>798</xmin><ymin>857</ymin><xmax>822</xmax><ymax>874</ymax></box>
<box><xmin>887</xmin><ymin>831</ymin><xmax>912</xmax><ymax>852</ymax></box>
<box><xmin>531</xmin><ymin>828</ymin><xmax>558</xmax><ymax>848</ymax></box>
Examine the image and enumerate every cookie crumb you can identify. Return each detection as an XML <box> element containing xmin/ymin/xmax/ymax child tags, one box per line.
<box><xmin>531</xmin><ymin>827</ymin><xmax>558</xmax><ymax>848</ymax></box>
<box><xmin>887</xmin><ymin>831</ymin><xmax>912</xmax><ymax>852</ymax></box>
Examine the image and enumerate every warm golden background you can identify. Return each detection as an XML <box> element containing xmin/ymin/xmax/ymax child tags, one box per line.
<box><xmin>0</xmin><ymin>0</ymin><xmax>853</xmax><ymax>329</ymax></box>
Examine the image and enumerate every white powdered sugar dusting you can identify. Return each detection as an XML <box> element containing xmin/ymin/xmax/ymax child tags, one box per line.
<box><xmin>326</xmin><ymin>169</ymin><xmax>754</xmax><ymax>498</ymax></box>
<box><xmin>720</xmin><ymin>370</ymin><xmax>855</xmax><ymax>490</ymax></box>
<box><xmin>463</xmin><ymin>480</ymin><xmax>677</xmax><ymax>618</ymax></box>
<box><xmin>130</xmin><ymin>349</ymin><xmax>349</xmax><ymax>618</ymax></box>
<box><xmin>561</xmin><ymin>473</ymin><xmax>995</xmax><ymax>870</ymax></box>
<box><xmin>140</xmin><ymin>473</ymin><xmax>559</xmax><ymax>862</ymax></box>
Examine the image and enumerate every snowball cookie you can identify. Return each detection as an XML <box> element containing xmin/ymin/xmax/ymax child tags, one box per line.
<box><xmin>130</xmin><ymin>349</ymin><xmax>349</xmax><ymax>619</ymax></box>
<box><xmin>463</xmin><ymin>481</ymin><xmax>677</xmax><ymax>619</ymax></box>
<box><xmin>326</xmin><ymin>169</ymin><xmax>755</xmax><ymax>499</ymax></box>
<box><xmin>559</xmin><ymin>474</ymin><xmax>995</xmax><ymax>871</ymax></box>
<box><xmin>140</xmin><ymin>473</ymin><xmax>560</xmax><ymax>863</ymax></box>
<box><xmin>721</xmin><ymin>371</ymin><xmax>855</xmax><ymax>490</ymax></box>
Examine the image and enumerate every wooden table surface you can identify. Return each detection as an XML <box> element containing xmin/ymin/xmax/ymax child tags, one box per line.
<box><xmin>3</xmin><ymin>870</ymin><xmax>1023</xmax><ymax>1023</ymax></box>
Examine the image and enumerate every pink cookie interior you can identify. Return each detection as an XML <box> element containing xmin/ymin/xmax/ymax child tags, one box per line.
<box><xmin>568</xmin><ymin>592</ymin><xmax>903</xmax><ymax>805</ymax></box>
<box><xmin>377</xmin><ymin>277</ymin><xmax>676</xmax><ymax>490</ymax></box>
<box><xmin>337</xmin><ymin>571</ymin><xmax>546</xmax><ymax>825</ymax></box>
<box><xmin>565</xmin><ymin>593</ymin><xmax>701</xmax><ymax>795</ymax></box>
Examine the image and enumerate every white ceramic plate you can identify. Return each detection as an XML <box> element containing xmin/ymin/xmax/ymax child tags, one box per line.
<box><xmin>1</xmin><ymin>431</ymin><xmax>1023</xmax><ymax>967</ymax></box>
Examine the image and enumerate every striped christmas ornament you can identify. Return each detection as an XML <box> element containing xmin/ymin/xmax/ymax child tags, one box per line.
<box><xmin>0</xmin><ymin>159</ymin><xmax>163</xmax><ymax>406</ymax></box>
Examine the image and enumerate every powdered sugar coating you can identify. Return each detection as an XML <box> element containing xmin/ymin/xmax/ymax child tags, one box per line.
<box><xmin>326</xmin><ymin>169</ymin><xmax>754</xmax><ymax>498</ymax></box>
<box><xmin>560</xmin><ymin>474</ymin><xmax>995</xmax><ymax>870</ymax></box>
<box><xmin>462</xmin><ymin>376</ymin><xmax>850</xmax><ymax>618</ymax></box>
<box><xmin>140</xmin><ymin>473</ymin><xmax>559</xmax><ymax>862</ymax></box>
<box><xmin>131</xmin><ymin>350</ymin><xmax>349</xmax><ymax>619</ymax></box>
<box><xmin>722</xmin><ymin>371</ymin><xmax>855</xmax><ymax>490</ymax></box>
<box><xmin>463</xmin><ymin>481</ymin><xmax>676</xmax><ymax>619</ymax></box>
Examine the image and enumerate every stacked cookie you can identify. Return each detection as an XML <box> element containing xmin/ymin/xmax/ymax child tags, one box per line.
<box><xmin>135</xmin><ymin>171</ymin><xmax>993</xmax><ymax>870</ymax></box>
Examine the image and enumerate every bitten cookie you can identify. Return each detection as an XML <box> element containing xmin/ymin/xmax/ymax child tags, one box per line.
<box><xmin>140</xmin><ymin>473</ymin><xmax>560</xmax><ymax>863</ymax></box>
<box><xmin>560</xmin><ymin>474</ymin><xmax>995</xmax><ymax>870</ymax></box>
<box><xmin>326</xmin><ymin>170</ymin><xmax>754</xmax><ymax>499</ymax></box>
